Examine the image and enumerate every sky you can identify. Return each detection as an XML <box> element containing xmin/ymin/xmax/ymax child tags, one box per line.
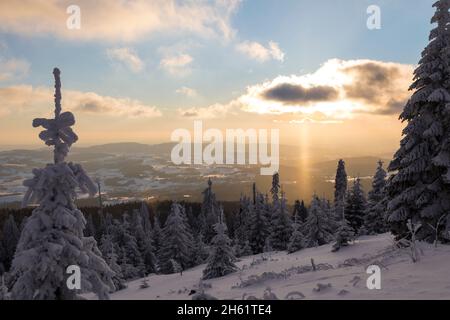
<box><xmin>0</xmin><ymin>0</ymin><xmax>436</xmax><ymax>158</ymax></box>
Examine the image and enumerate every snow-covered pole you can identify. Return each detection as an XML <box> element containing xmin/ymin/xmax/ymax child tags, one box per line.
<box><xmin>53</xmin><ymin>68</ymin><xmax>61</xmax><ymax>118</ymax></box>
<box><xmin>53</xmin><ymin>67</ymin><xmax>62</xmax><ymax>164</ymax></box>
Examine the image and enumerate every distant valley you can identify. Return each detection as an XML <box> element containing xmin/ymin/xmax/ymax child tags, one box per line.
<box><xmin>0</xmin><ymin>142</ymin><xmax>391</xmax><ymax>207</ymax></box>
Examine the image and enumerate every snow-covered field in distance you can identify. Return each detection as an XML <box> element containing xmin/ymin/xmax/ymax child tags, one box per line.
<box><xmin>0</xmin><ymin>142</ymin><xmax>390</xmax><ymax>206</ymax></box>
<box><xmin>87</xmin><ymin>234</ymin><xmax>450</xmax><ymax>300</ymax></box>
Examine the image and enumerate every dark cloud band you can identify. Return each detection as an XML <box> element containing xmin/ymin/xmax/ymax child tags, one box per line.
<box><xmin>261</xmin><ymin>83</ymin><xmax>339</xmax><ymax>105</ymax></box>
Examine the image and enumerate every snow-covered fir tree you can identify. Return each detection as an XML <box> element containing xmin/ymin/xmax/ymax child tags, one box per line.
<box><xmin>99</xmin><ymin>233</ymin><xmax>126</xmax><ymax>292</ymax></box>
<box><xmin>292</xmin><ymin>200</ymin><xmax>308</xmax><ymax>223</ymax></box>
<box><xmin>151</xmin><ymin>213</ymin><xmax>163</xmax><ymax>262</ymax></box>
<box><xmin>249</xmin><ymin>192</ymin><xmax>270</xmax><ymax>254</ymax></box>
<box><xmin>364</xmin><ymin>161</ymin><xmax>388</xmax><ymax>234</ymax></box>
<box><xmin>345</xmin><ymin>178</ymin><xmax>367</xmax><ymax>234</ymax></box>
<box><xmin>192</xmin><ymin>232</ymin><xmax>209</xmax><ymax>265</ymax></box>
<box><xmin>263</xmin><ymin>237</ymin><xmax>273</xmax><ymax>253</ymax></box>
<box><xmin>234</xmin><ymin>238</ymin><xmax>253</xmax><ymax>258</ymax></box>
<box><xmin>84</xmin><ymin>213</ymin><xmax>96</xmax><ymax>239</ymax></box>
<box><xmin>304</xmin><ymin>195</ymin><xmax>334</xmax><ymax>247</ymax></box>
<box><xmin>117</xmin><ymin>247</ymin><xmax>138</xmax><ymax>281</ymax></box>
<box><xmin>113</xmin><ymin>214</ymin><xmax>145</xmax><ymax>279</ymax></box>
<box><xmin>131</xmin><ymin>210</ymin><xmax>157</xmax><ymax>274</ymax></box>
<box><xmin>332</xmin><ymin>207</ymin><xmax>355</xmax><ymax>252</ymax></box>
<box><xmin>270</xmin><ymin>191</ymin><xmax>293</xmax><ymax>251</ymax></box>
<box><xmin>159</xmin><ymin>202</ymin><xmax>194</xmax><ymax>274</ymax></box>
<box><xmin>1</xmin><ymin>214</ymin><xmax>20</xmax><ymax>272</ymax></box>
<box><xmin>0</xmin><ymin>275</ymin><xmax>9</xmax><ymax>300</ymax></box>
<box><xmin>139</xmin><ymin>202</ymin><xmax>152</xmax><ymax>235</ymax></box>
<box><xmin>0</xmin><ymin>245</ymin><xmax>5</xmax><ymax>275</ymax></box>
<box><xmin>320</xmin><ymin>197</ymin><xmax>337</xmax><ymax>231</ymax></box>
<box><xmin>263</xmin><ymin>193</ymin><xmax>273</xmax><ymax>235</ymax></box>
<box><xmin>99</xmin><ymin>212</ymin><xmax>113</xmax><ymax>238</ymax></box>
<box><xmin>270</xmin><ymin>172</ymin><xmax>281</xmax><ymax>207</ymax></box>
<box><xmin>8</xmin><ymin>68</ymin><xmax>114</xmax><ymax>300</ymax></box>
<box><xmin>97</xmin><ymin>212</ymin><xmax>107</xmax><ymax>239</ymax></box>
<box><xmin>203</xmin><ymin>208</ymin><xmax>237</xmax><ymax>280</ymax></box>
<box><xmin>201</xmin><ymin>179</ymin><xmax>219</xmax><ymax>242</ymax></box>
<box><xmin>386</xmin><ymin>0</ymin><xmax>450</xmax><ymax>242</ymax></box>
<box><xmin>233</xmin><ymin>195</ymin><xmax>253</xmax><ymax>256</ymax></box>
<box><xmin>334</xmin><ymin>159</ymin><xmax>348</xmax><ymax>221</ymax></box>
<box><xmin>287</xmin><ymin>215</ymin><xmax>304</xmax><ymax>253</ymax></box>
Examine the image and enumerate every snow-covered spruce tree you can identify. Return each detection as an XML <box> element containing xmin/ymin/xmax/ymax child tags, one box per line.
<box><xmin>117</xmin><ymin>246</ymin><xmax>138</xmax><ymax>281</ymax></box>
<box><xmin>84</xmin><ymin>213</ymin><xmax>96</xmax><ymax>239</ymax></box>
<box><xmin>233</xmin><ymin>195</ymin><xmax>253</xmax><ymax>256</ymax></box>
<box><xmin>249</xmin><ymin>192</ymin><xmax>270</xmax><ymax>254</ymax></box>
<box><xmin>192</xmin><ymin>232</ymin><xmax>209</xmax><ymax>265</ymax></box>
<box><xmin>159</xmin><ymin>202</ymin><xmax>194</xmax><ymax>274</ymax></box>
<box><xmin>0</xmin><ymin>275</ymin><xmax>9</xmax><ymax>300</ymax></box>
<box><xmin>287</xmin><ymin>215</ymin><xmax>305</xmax><ymax>254</ymax></box>
<box><xmin>303</xmin><ymin>195</ymin><xmax>334</xmax><ymax>247</ymax></box>
<box><xmin>443</xmin><ymin>215</ymin><xmax>450</xmax><ymax>240</ymax></box>
<box><xmin>202</xmin><ymin>208</ymin><xmax>237</xmax><ymax>280</ymax></box>
<box><xmin>331</xmin><ymin>212</ymin><xmax>355</xmax><ymax>252</ymax></box>
<box><xmin>270</xmin><ymin>191</ymin><xmax>293</xmax><ymax>251</ymax></box>
<box><xmin>364</xmin><ymin>161</ymin><xmax>388</xmax><ymax>235</ymax></box>
<box><xmin>9</xmin><ymin>68</ymin><xmax>114</xmax><ymax>300</ymax></box>
<box><xmin>110</xmin><ymin>214</ymin><xmax>145</xmax><ymax>280</ymax></box>
<box><xmin>201</xmin><ymin>179</ymin><xmax>219</xmax><ymax>242</ymax></box>
<box><xmin>99</xmin><ymin>233</ymin><xmax>126</xmax><ymax>292</ymax></box>
<box><xmin>386</xmin><ymin>0</ymin><xmax>450</xmax><ymax>242</ymax></box>
<box><xmin>0</xmin><ymin>245</ymin><xmax>5</xmax><ymax>275</ymax></box>
<box><xmin>100</xmin><ymin>212</ymin><xmax>114</xmax><ymax>237</ymax></box>
<box><xmin>112</xmin><ymin>215</ymin><xmax>145</xmax><ymax>279</ymax></box>
<box><xmin>234</xmin><ymin>238</ymin><xmax>253</xmax><ymax>258</ymax></box>
<box><xmin>151</xmin><ymin>213</ymin><xmax>163</xmax><ymax>262</ymax></box>
<box><xmin>334</xmin><ymin>159</ymin><xmax>348</xmax><ymax>221</ymax></box>
<box><xmin>97</xmin><ymin>212</ymin><xmax>107</xmax><ymax>238</ymax></box>
<box><xmin>132</xmin><ymin>210</ymin><xmax>157</xmax><ymax>274</ymax></box>
<box><xmin>263</xmin><ymin>193</ymin><xmax>273</xmax><ymax>236</ymax></box>
<box><xmin>292</xmin><ymin>200</ymin><xmax>308</xmax><ymax>223</ymax></box>
<box><xmin>270</xmin><ymin>172</ymin><xmax>281</xmax><ymax>208</ymax></box>
<box><xmin>320</xmin><ymin>197</ymin><xmax>337</xmax><ymax>231</ymax></box>
<box><xmin>345</xmin><ymin>178</ymin><xmax>367</xmax><ymax>234</ymax></box>
<box><xmin>139</xmin><ymin>202</ymin><xmax>152</xmax><ymax>235</ymax></box>
<box><xmin>1</xmin><ymin>214</ymin><xmax>20</xmax><ymax>272</ymax></box>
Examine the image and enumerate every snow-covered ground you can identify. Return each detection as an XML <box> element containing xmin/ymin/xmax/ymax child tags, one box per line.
<box><xmin>89</xmin><ymin>233</ymin><xmax>450</xmax><ymax>300</ymax></box>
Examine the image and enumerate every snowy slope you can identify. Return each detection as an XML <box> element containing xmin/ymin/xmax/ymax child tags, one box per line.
<box><xmin>88</xmin><ymin>233</ymin><xmax>450</xmax><ymax>300</ymax></box>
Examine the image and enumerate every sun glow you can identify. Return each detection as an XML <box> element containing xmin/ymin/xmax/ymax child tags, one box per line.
<box><xmin>298</xmin><ymin>124</ymin><xmax>311</xmax><ymax>198</ymax></box>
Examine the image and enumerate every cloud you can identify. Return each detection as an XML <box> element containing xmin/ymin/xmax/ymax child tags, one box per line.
<box><xmin>0</xmin><ymin>0</ymin><xmax>240</xmax><ymax>42</ymax></box>
<box><xmin>236</xmin><ymin>40</ymin><xmax>285</xmax><ymax>62</ymax></box>
<box><xmin>0</xmin><ymin>85</ymin><xmax>161</xmax><ymax>118</ymax></box>
<box><xmin>178</xmin><ymin>101</ymin><xmax>239</xmax><ymax>119</ymax></box>
<box><xmin>0</xmin><ymin>85</ymin><xmax>48</xmax><ymax>116</ymax></box>
<box><xmin>341</xmin><ymin>62</ymin><xmax>411</xmax><ymax>114</ymax></box>
<box><xmin>274</xmin><ymin>118</ymin><xmax>344</xmax><ymax>124</ymax></box>
<box><xmin>238</xmin><ymin>59</ymin><xmax>413</xmax><ymax>118</ymax></box>
<box><xmin>69</xmin><ymin>92</ymin><xmax>162</xmax><ymax>118</ymax></box>
<box><xmin>106</xmin><ymin>47</ymin><xmax>144</xmax><ymax>73</ymax></box>
<box><xmin>176</xmin><ymin>86</ymin><xmax>198</xmax><ymax>98</ymax></box>
<box><xmin>185</xmin><ymin>59</ymin><xmax>413</xmax><ymax>121</ymax></box>
<box><xmin>160</xmin><ymin>53</ymin><xmax>193</xmax><ymax>76</ymax></box>
<box><xmin>0</xmin><ymin>43</ymin><xmax>30</xmax><ymax>81</ymax></box>
<box><xmin>261</xmin><ymin>83</ymin><xmax>338</xmax><ymax>104</ymax></box>
<box><xmin>0</xmin><ymin>58</ymin><xmax>30</xmax><ymax>81</ymax></box>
